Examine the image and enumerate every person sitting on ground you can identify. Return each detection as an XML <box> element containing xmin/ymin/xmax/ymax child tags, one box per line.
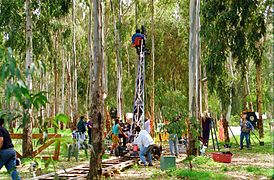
<box><xmin>135</xmin><ymin>126</ymin><xmax>154</xmax><ymax>166</ymax></box>
<box><xmin>110</xmin><ymin>119</ymin><xmax>128</xmax><ymax>155</ymax></box>
<box><xmin>0</xmin><ymin>117</ymin><xmax>21</xmax><ymax>180</ymax></box>
<box><xmin>239</xmin><ymin>113</ymin><xmax>254</xmax><ymax>150</ymax></box>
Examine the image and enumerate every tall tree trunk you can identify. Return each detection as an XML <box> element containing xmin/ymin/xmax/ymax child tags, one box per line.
<box><xmin>23</xmin><ymin>0</ymin><xmax>33</xmax><ymax>157</ymax></box>
<box><xmin>88</xmin><ymin>1</ymin><xmax>94</xmax><ymax>114</ymax></box>
<box><xmin>39</xmin><ymin>62</ymin><xmax>45</xmax><ymax>130</ymax></box>
<box><xmin>135</xmin><ymin>0</ymin><xmax>138</xmax><ymax>29</ymax></box>
<box><xmin>222</xmin><ymin>52</ymin><xmax>235</xmax><ymax>143</ymax></box>
<box><xmin>54</xmin><ymin>32</ymin><xmax>59</xmax><ymax>133</ymax></box>
<box><xmin>203</xmin><ymin>66</ymin><xmax>209</xmax><ymax>112</ymax></box>
<box><xmin>195</xmin><ymin>0</ymin><xmax>202</xmax><ymax>135</ymax></box>
<box><xmin>60</xmin><ymin>45</ymin><xmax>65</xmax><ymax>129</ymax></box>
<box><xmin>126</xmin><ymin>45</ymin><xmax>130</xmax><ymax>78</ymax></box>
<box><xmin>61</xmin><ymin>46</ymin><xmax>65</xmax><ymax>114</ymax></box>
<box><xmin>256</xmin><ymin>60</ymin><xmax>263</xmax><ymax>138</ymax></box>
<box><xmin>101</xmin><ymin>0</ymin><xmax>107</xmax><ymax>131</ymax></box>
<box><xmin>226</xmin><ymin>52</ymin><xmax>234</xmax><ymax>122</ymax></box>
<box><xmin>150</xmin><ymin>0</ymin><xmax>155</xmax><ymax>138</ymax></box>
<box><xmin>246</xmin><ymin>62</ymin><xmax>253</xmax><ymax>111</ymax></box>
<box><xmin>105</xmin><ymin>106</ymin><xmax>111</xmax><ymax>133</ymax></box>
<box><xmin>46</xmin><ymin>72</ymin><xmax>51</xmax><ymax>118</ymax></box>
<box><xmin>246</xmin><ymin>63</ymin><xmax>253</xmax><ymax>111</ymax></box>
<box><xmin>111</xmin><ymin>0</ymin><xmax>123</xmax><ymax>119</ymax></box>
<box><xmin>88</xmin><ymin>0</ymin><xmax>104</xmax><ymax>179</ymax></box>
<box><xmin>67</xmin><ymin>53</ymin><xmax>73</xmax><ymax>125</ymax></box>
<box><xmin>188</xmin><ymin>0</ymin><xmax>198</xmax><ymax>156</ymax></box>
<box><xmin>72</xmin><ymin>0</ymin><xmax>78</xmax><ymax>116</ymax></box>
<box><xmin>243</xmin><ymin>62</ymin><xmax>253</xmax><ymax>111</ymax></box>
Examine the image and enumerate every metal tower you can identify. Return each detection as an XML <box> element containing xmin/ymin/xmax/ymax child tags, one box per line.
<box><xmin>133</xmin><ymin>40</ymin><xmax>146</xmax><ymax>130</ymax></box>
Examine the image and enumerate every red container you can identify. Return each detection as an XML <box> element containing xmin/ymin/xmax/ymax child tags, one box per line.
<box><xmin>212</xmin><ymin>152</ymin><xmax>232</xmax><ymax>163</ymax></box>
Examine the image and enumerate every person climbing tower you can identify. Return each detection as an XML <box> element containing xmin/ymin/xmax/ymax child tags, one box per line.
<box><xmin>131</xmin><ymin>28</ymin><xmax>145</xmax><ymax>55</ymax></box>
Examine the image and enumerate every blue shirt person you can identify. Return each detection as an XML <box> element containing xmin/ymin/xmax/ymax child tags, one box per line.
<box><xmin>131</xmin><ymin>29</ymin><xmax>144</xmax><ymax>45</ymax></box>
<box><xmin>131</xmin><ymin>29</ymin><xmax>145</xmax><ymax>55</ymax></box>
<box><xmin>240</xmin><ymin>114</ymin><xmax>254</xmax><ymax>150</ymax></box>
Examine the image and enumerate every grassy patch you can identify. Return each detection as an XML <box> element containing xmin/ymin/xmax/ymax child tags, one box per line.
<box><xmin>166</xmin><ymin>168</ymin><xmax>227</xmax><ymax>180</ymax></box>
<box><xmin>192</xmin><ymin>156</ymin><xmax>211</xmax><ymax>165</ymax></box>
<box><xmin>245</xmin><ymin>165</ymin><xmax>273</xmax><ymax>177</ymax></box>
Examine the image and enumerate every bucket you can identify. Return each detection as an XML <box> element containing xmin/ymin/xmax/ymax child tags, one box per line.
<box><xmin>212</xmin><ymin>152</ymin><xmax>232</xmax><ymax>163</ymax></box>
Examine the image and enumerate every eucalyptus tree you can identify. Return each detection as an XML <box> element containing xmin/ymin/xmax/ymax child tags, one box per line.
<box><xmin>188</xmin><ymin>0</ymin><xmax>200</xmax><ymax>156</ymax></box>
<box><xmin>150</xmin><ymin>0</ymin><xmax>155</xmax><ymax>137</ymax></box>
<box><xmin>88</xmin><ymin>0</ymin><xmax>104</xmax><ymax>178</ymax></box>
<box><xmin>201</xmin><ymin>0</ymin><xmax>267</xmax><ymax>139</ymax></box>
<box><xmin>0</xmin><ymin>0</ymin><xmax>71</xmax><ymax>156</ymax></box>
<box><xmin>72</xmin><ymin>0</ymin><xmax>78</xmax><ymax>116</ymax></box>
<box><xmin>110</xmin><ymin>0</ymin><xmax>123</xmax><ymax>119</ymax></box>
<box><xmin>23</xmin><ymin>0</ymin><xmax>34</xmax><ymax>157</ymax></box>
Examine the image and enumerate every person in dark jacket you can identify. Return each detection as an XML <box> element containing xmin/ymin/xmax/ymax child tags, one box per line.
<box><xmin>77</xmin><ymin>116</ymin><xmax>86</xmax><ymax>141</ymax></box>
<box><xmin>0</xmin><ymin>117</ymin><xmax>21</xmax><ymax>180</ymax></box>
<box><xmin>202</xmin><ymin>112</ymin><xmax>211</xmax><ymax>147</ymax></box>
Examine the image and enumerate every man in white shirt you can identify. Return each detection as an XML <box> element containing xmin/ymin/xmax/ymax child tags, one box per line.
<box><xmin>135</xmin><ymin>126</ymin><xmax>154</xmax><ymax>166</ymax></box>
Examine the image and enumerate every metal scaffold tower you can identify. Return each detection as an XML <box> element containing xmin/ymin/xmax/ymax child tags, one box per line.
<box><xmin>133</xmin><ymin>42</ymin><xmax>145</xmax><ymax>129</ymax></box>
<box><xmin>132</xmin><ymin>26</ymin><xmax>147</xmax><ymax>133</ymax></box>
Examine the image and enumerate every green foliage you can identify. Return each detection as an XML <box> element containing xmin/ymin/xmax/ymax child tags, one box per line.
<box><xmin>166</xmin><ymin>168</ymin><xmax>227</xmax><ymax>180</ymax></box>
<box><xmin>246</xmin><ymin>166</ymin><xmax>260</xmax><ymax>173</ymax></box>
<box><xmin>161</xmin><ymin>90</ymin><xmax>187</xmax><ymax>137</ymax></box>
<box><xmin>0</xmin><ymin>47</ymin><xmax>48</xmax><ymax>128</ymax></box>
<box><xmin>53</xmin><ymin>113</ymin><xmax>69</xmax><ymax>129</ymax></box>
<box><xmin>201</xmin><ymin>0</ymin><xmax>268</xmax><ymax>110</ymax></box>
<box><xmin>192</xmin><ymin>156</ymin><xmax>211</xmax><ymax>165</ymax></box>
<box><xmin>182</xmin><ymin>155</ymin><xmax>196</xmax><ymax>164</ymax></box>
<box><xmin>161</xmin><ymin>90</ymin><xmax>187</xmax><ymax>120</ymax></box>
<box><xmin>245</xmin><ymin>166</ymin><xmax>273</xmax><ymax>177</ymax></box>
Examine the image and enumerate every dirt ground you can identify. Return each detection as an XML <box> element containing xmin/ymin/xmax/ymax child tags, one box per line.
<box><xmin>111</xmin><ymin>148</ymin><xmax>273</xmax><ymax>180</ymax></box>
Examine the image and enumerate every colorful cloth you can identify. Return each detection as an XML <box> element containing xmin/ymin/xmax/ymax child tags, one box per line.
<box><xmin>112</xmin><ymin>134</ymin><xmax>119</xmax><ymax>144</ymax></box>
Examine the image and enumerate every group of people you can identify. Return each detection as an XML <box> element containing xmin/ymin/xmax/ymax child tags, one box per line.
<box><xmin>110</xmin><ymin>117</ymin><xmax>157</xmax><ymax>166</ymax></box>
<box><xmin>200</xmin><ymin>111</ymin><xmax>255</xmax><ymax>150</ymax></box>
<box><xmin>0</xmin><ymin>110</ymin><xmax>256</xmax><ymax>179</ymax></box>
<box><xmin>109</xmin><ymin>116</ymin><xmax>182</xmax><ymax>166</ymax></box>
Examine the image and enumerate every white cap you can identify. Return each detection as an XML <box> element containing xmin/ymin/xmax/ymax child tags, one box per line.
<box><xmin>126</xmin><ymin>113</ymin><xmax>133</xmax><ymax>119</ymax></box>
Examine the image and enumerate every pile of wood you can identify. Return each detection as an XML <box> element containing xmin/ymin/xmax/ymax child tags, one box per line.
<box><xmin>30</xmin><ymin>157</ymin><xmax>138</xmax><ymax>180</ymax></box>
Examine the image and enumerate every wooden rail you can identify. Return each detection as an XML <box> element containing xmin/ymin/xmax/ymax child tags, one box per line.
<box><xmin>10</xmin><ymin>133</ymin><xmax>61</xmax><ymax>160</ymax></box>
